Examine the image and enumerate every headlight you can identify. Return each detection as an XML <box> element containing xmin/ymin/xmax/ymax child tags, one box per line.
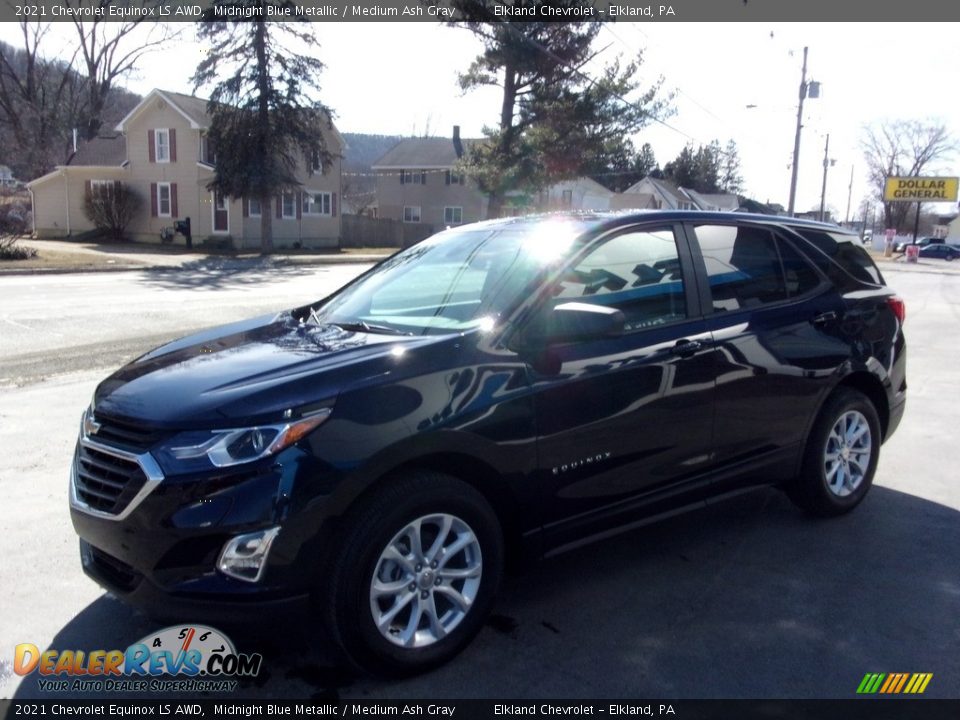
<box><xmin>153</xmin><ymin>408</ymin><xmax>332</xmax><ymax>474</ymax></box>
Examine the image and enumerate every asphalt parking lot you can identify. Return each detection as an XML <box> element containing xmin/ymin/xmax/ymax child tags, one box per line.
<box><xmin>0</xmin><ymin>261</ymin><xmax>957</xmax><ymax>700</ymax></box>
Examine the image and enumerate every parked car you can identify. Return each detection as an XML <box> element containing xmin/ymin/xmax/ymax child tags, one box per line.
<box><xmin>71</xmin><ymin>212</ymin><xmax>907</xmax><ymax>675</ymax></box>
<box><xmin>894</xmin><ymin>236</ymin><xmax>944</xmax><ymax>253</ymax></box>
<box><xmin>918</xmin><ymin>243</ymin><xmax>960</xmax><ymax>261</ymax></box>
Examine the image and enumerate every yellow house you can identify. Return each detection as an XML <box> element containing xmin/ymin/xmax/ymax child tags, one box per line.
<box><xmin>27</xmin><ymin>89</ymin><xmax>343</xmax><ymax>249</ymax></box>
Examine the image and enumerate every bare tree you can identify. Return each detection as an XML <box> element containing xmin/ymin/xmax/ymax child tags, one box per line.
<box><xmin>0</xmin><ymin>22</ymin><xmax>82</xmax><ymax>178</ymax></box>
<box><xmin>66</xmin><ymin>3</ymin><xmax>180</xmax><ymax>139</ymax></box>
<box><xmin>861</xmin><ymin>119</ymin><xmax>956</xmax><ymax>231</ymax></box>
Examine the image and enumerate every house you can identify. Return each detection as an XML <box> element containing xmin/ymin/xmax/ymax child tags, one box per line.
<box><xmin>27</xmin><ymin>89</ymin><xmax>344</xmax><ymax>248</ymax></box>
<box><xmin>612</xmin><ymin>176</ymin><xmax>695</xmax><ymax>211</ymax></box>
<box><xmin>610</xmin><ymin>176</ymin><xmax>741</xmax><ymax>213</ymax></box>
<box><xmin>372</xmin><ymin>127</ymin><xmax>487</xmax><ymax>227</ymax></box>
<box><xmin>537</xmin><ymin>177</ymin><xmax>614</xmax><ymax>212</ymax></box>
<box><xmin>682</xmin><ymin>189</ymin><xmax>740</xmax><ymax>212</ymax></box>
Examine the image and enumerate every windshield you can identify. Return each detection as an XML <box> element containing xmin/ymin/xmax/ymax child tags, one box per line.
<box><xmin>313</xmin><ymin>221</ymin><xmax>584</xmax><ymax>335</ymax></box>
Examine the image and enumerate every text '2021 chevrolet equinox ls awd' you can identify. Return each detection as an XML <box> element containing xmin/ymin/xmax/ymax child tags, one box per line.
<box><xmin>71</xmin><ymin>212</ymin><xmax>906</xmax><ymax>675</ymax></box>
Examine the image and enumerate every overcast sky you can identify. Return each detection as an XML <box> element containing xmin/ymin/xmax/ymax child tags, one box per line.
<box><xmin>3</xmin><ymin>21</ymin><xmax>958</xmax><ymax>216</ymax></box>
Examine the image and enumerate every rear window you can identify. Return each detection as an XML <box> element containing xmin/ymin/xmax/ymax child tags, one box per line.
<box><xmin>793</xmin><ymin>229</ymin><xmax>884</xmax><ymax>286</ymax></box>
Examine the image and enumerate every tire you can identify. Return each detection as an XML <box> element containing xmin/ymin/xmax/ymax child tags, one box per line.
<box><xmin>788</xmin><ymin>387</ymin><xmax>882</xmax><ymax>517</ymax></box>
<box><xmin>320</xmin><ymin>470</ymin><xmax>504</xmax><ymax>676</ymax></box>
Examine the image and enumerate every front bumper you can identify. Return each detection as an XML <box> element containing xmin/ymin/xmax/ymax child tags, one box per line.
<box><xmin>78</xmin><ymin>539</ymin><xmax>310</xmax><ymax>624</ymax></box>
<box><xmin>69</xmin><ymin>433</ymin><xmax>343</xmax><ymax>621</ymax></box>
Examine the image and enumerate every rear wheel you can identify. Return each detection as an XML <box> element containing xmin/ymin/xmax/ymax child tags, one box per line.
<box><xmin>788</xmin><ymin>388</ymin><xmax>881</xmax><ymax>517</ymax></box>
<box><xmin>321</xmin><ymin>471</ymin><xmax>503</xmax><ymax>676</ymax></box>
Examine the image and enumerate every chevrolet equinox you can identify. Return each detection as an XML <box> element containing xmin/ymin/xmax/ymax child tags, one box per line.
<box><xmin>71</xmin><ymin>212</ymin><xmax>906</xmax><ymax>674</ymax></box>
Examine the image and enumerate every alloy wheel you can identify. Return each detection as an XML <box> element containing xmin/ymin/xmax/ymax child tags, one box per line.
<box><xmin>369</xmin><ymin>513</ymin><xmax>482</xmax><ymax>648</ymax></box>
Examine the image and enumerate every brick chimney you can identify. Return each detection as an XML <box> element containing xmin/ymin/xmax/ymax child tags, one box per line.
<box><xmin>453</xmin><ymin>125</ymin><xmax>463</xmax><ymax>159</ymax></box>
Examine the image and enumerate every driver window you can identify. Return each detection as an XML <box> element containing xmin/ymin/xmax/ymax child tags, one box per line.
<box><xmin>553</xmin><ymin>228</ymin><xmax>687</xmax><ymax>332</ymax></box>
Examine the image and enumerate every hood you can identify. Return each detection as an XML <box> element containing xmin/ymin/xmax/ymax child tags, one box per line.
<box><xmin>94</xmin><ymin>311</ymin><xmax>456</xmax><ymax>428</ymax></box>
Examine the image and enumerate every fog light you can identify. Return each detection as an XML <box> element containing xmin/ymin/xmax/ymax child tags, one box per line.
<box><xmin>217</xmin><ymin>527</ymin><xmax>280</xmax><ymax>583</ymax></box>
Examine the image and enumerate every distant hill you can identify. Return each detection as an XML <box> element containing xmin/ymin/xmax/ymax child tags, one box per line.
<box><xmin>0</xmin><ymin>40</ymin><xmax>141</xmax><ymax>180</ymax></box>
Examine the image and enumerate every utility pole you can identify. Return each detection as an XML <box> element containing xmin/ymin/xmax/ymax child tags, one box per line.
<box><xmin>787</xmin><ymin>46</ymin><xmax>809</xmax><ymax>216</ymax></box>
<box><xmin>845</xmin><ymin>165</ymin><xmax>854</xmax><ymax>224</ymax></box>
<box><xmin>819</xmin><ymin>133</ymin><xmax>833</xmax><ymax>222</ymax></box>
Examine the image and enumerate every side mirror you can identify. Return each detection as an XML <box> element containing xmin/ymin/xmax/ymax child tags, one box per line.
<box><xmin>544</xmin><ymin>302</ymin><xmax>625</xmax><ymax>344</ymax></box>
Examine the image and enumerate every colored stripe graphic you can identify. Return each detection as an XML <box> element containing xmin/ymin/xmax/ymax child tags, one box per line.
<box><xmin>857</xmin><ymin>672</ymin><xmax>932</xmax><ymax>694</ymax></box>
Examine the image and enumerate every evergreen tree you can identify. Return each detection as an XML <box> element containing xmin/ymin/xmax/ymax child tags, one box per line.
<box><xmin>720</xmin><ymin>139</ymin><xmax>744</xmax><ymax>194</ymax></box>
<box><xmin>193</xmin><ymin>5</ymin><xmax>334</xmax><ymax>250</ymax></box>
<box><xmin>450</xmin><ymin>1</ymin><xmax>671</xmax><ymax>216</ymax></box>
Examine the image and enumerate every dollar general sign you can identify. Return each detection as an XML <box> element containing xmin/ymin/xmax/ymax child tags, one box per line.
<box><xmin>883</xmin><ymin>176</ymin><xmax>959</xmax><ymax>202</ymax></box>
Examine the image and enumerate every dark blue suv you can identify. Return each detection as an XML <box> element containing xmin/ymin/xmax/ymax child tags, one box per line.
<box><xmin>70</xmin><ymin>212</ymin><xmax>906</xmax><ymax>675</ymax></box>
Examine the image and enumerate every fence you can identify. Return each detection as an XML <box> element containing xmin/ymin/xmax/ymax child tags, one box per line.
<box><xmin>341</xmin><ymin>214</ymin><xmax>435</xmax><ymax>249</ymax></box>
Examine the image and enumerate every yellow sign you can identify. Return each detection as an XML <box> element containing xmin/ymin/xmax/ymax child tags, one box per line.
<box><xmin>884</xmin><ymin>176</ymin><xmax>959</xmax><ymax>202</ymax></box>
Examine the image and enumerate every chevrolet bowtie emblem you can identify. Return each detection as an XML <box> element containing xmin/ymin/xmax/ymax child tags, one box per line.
<box><xmin>83</xmin><ymin>413</ymin><xmax>102</xmax><ymax>436</ymax></box>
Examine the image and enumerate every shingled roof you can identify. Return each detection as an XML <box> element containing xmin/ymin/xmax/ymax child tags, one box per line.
<box><xmin>67</xmin><ymin>134</ymin><xmax>127</xmax><ymax>167</ymax></box>
<box><xmin>372</xmin><ymin>135</ymin><xmax>482</xmax><ymax>169</ymax></box>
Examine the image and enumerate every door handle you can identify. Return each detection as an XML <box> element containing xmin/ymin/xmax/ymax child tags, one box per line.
<box><xmin>812</xmin><ymin>311</ymin><xmax>838</xmax><ymax>326</ymax></box>
<box><xmin>670</xmin><ymin>339</ymin><xmax>703</xmax><ymax>357</ymax></box>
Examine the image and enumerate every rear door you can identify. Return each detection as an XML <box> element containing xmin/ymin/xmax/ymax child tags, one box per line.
<box><xmin>687</xmin><ymin>221</ymin><xmax>850</xmax><ymax>489</ymax></box>
<box><xmin>529</xmin><ymin>223</ymin><xmax>718</xmax><ymax>548</ymax></box>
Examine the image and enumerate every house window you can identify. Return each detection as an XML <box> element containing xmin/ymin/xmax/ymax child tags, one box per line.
<box><xmin>304</xmin><ymin>191</ymin><xmax>331</xmax><ymax>216</ymax></box>
<box><xmin>447</xmin><ymin>171</ymin><xmax>465</xmax><ymax>186</ymax></box>
<box><xmin>282</xmin><ymin>192</ymin><xmax>296</xmax><ymax>218</ymax></box>
<box><xmin>201</xmin><ymin>135</ymin><xmax>216</xmax><ymax>165</ymax></box>
<box><xmin>155</xmin><ymin>129</ymin><xmax>170</xmax><ymax>163</ymax></box>
<box><xmin>156</xmin><ymin>183</ymin><xmax>171</xmax><ymax>216</ymax></box>
<box><xmin>403</xmin><ymin>206</ymin><xmax>421</xmax><ymax>223</ymax></box>
<box><xmin>248</xmin><ymin>198</ymin><xmax>261</xmax><ymax>217</ymax></box>
<box><xmin>561</xmin><ymin>189</ymin><xmax>573</xmax><ymax>208</ymax></box>
<box><xmin>444</xmin><ymin>207</ymin><xmax>462</xmax><ymax>225</ymax></box>
<box><xmin>679</xmin><ymin>201</ymin><xmax>696</xmax><ymax>210</ymax></box>
<box><xmin>90</xmin><ymin>180</ymin><xmax>115</xmax><ymax>197</ymax></box>
<box><xmin>311</xmin><ymin>150</ymin><xmax>323</xmax><ymax>173</ymax></box>
<box><xmin>401</xmin><ymin>170</ymin><xmax>426</xmax><ymax>185</ymax></box>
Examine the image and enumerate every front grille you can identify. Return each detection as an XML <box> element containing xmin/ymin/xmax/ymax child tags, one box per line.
<box><xmin>90</xmin><ymin>413</ymin><xmax>170</xmax><ymax>453</ymax></box>
<box><xmin>75</xmin><ymin>444</ymin><xmax>148</xmax><ymax>514</ymax></box>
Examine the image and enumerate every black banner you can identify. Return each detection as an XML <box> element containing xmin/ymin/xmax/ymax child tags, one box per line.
<box><xmin>3</xmin><ymin>700</ymin><xmax>960</xmax><ymax>720</ymax></box>
<box><xmin>2</xmin><ymin>0</ymin><xmax>960</xmax><ymax>23</ymax></box>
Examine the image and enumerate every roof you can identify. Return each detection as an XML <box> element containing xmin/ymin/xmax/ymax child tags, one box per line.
<box><xmin>67</xmin><ymin>134</ymin><xmax>127</xmax><ymax>167</ymax></box>
<box><xmin>113</xmin><ymin>89</ymin><xmax>344</xmax><ymax>151</ymax></box>
<box><xmin>160</xmin><ymin>90</ymin><xmax>212</xmax><ymax>128</ymax></box>
<box><xmin>548</xmin><ymin>176</ymin><xmax>614</xmax><ymax>196</ymax></box>
<box><xmin>622</xmin><ymin>176</ymin><xmax>687</xmax><ymax>207</ymax></box>
<box><xmin>682</xmin><ymin>189</ymin><xmax>740</xmax><ymax>211</ymax></box>
<box><xmin>372</xmin><ymin>136</ymin><xmax>482</xmax><ymax>169</ymax></box>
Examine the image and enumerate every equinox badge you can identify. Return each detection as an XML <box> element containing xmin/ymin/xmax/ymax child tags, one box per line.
<box><xmin>552</xmin><ymin>451</ymin><xmax>612</xmax><ymax>475</ymax></box>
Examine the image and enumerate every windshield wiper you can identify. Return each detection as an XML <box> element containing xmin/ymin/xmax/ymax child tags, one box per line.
<box><xmin>333</xmin><ymin>320</ymin><xmax>412</xmax><ymax>335</ymax></box>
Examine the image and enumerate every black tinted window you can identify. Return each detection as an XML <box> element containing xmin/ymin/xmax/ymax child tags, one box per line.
<box><xmin>795</xmin><ymin>229</ymin><xmax>884</xmax><ymax>285</ymax></box>
<box><xmin>696</xmin><ymin>225</ymin><xmax>787</xmax><ymax>311</ymax></box>
<box><xmin>777</xmin><ymin>236</ymin><xmax>822</xmax><ymax>296</ymax></box>
<box><xmin>553</xmin><ymin>228</ymin><xmax>687</xmax><ymax>331</ymax></box>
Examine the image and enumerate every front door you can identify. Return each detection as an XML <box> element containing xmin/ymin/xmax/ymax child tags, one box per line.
<box><xmin>529</xmin><ymin>224</ymin><xmax>717</xmax><ymax>550</ymax></box>
<box><xmin>213</xmin><ymin>192</ymin><xmax>229</xmax><ymax>233</ymax></box>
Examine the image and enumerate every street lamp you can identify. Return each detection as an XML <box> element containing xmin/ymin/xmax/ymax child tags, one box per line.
<box><xmin>786</xmin><ymin>47</ymin><xmax>821</xmax><ymax>216</ymax></box>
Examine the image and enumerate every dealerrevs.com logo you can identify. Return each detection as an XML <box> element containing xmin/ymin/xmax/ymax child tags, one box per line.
<box><xmin>14</xmin><ymin>625</ymin><xmax>262</xmax><ymax>693</ymax></box>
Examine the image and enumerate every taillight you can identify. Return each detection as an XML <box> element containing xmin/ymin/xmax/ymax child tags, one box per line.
<box><xmin>887</xmin><ymin>296</ymin><xmax>905</xmax><ymax>324</ymax></box>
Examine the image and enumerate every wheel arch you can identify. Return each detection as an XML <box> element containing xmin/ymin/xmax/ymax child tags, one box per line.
<box><xmin>835</xmin><ymin>371</ymin><xmax>890</xmax><ymax>440</ymax></box>
<box><xmin>347</xmin><ymin>451</ymin><xmax>530</xmax><ymax>569</ymax></box>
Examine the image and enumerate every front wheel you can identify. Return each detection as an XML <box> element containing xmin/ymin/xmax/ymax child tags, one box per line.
<box><xmin>321</xmin><ymin>471</ymin><xmax>503</xmax><ymax>676</ymax></box>
<box><xmin>787</xmin><ymin>388</ymin><xmax>882</xmax><ymax>517</ymax></box>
